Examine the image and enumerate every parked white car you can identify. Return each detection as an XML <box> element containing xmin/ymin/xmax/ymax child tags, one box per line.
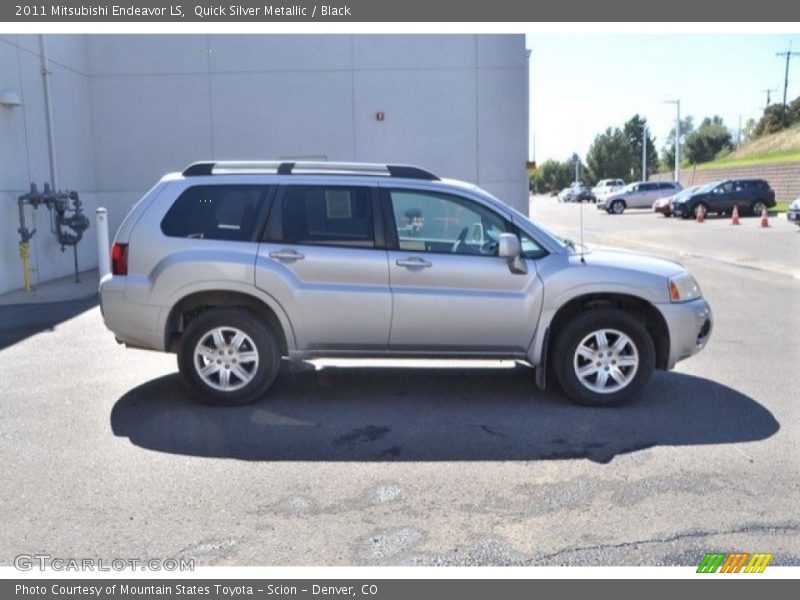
<box><xmin>787</xmin><ymin>198</ymin><xmax>800</xmax><ymax>227</ymax></box>
<box><xmin>592</xmin><ymin>179</ymin><xmax>625</xmax><ymax>201</ymax></box>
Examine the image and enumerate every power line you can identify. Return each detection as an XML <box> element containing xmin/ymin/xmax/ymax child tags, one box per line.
<box><xmin>776</xmin><ymin>40</ymin><xmax>800</xmax><ymax>119</ymax></box>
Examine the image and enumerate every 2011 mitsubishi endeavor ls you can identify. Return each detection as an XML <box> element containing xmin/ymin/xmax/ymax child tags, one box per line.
<box><xmin>99</xmin><ymin>161</ymin><xmax>712</xmax><ymax>407</ymax></box>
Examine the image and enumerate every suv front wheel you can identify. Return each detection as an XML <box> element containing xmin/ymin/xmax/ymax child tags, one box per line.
<box><xmin>608</xmin><ymin>200</ymin><xmax>626</xmax><ymax>214</ymax></box>
<box><xmin>178</xmin><ymin>308</ymin><xmax>281</xmax><ymax>405</ymax></box>
<box><xmin>552</xmin><ymin>309</ymin><xmax>655</xmax><ymax>407</ymax></box>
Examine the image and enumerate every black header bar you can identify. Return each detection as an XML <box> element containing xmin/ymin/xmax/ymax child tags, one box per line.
<box><xmin>2</xmin><ymin>0</ymin><xmax>799</xmax><ymax>22</ymax></box>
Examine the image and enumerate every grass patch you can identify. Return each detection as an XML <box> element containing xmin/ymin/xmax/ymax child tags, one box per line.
<box><xmin>688</xmin><ymin>148</ymin><xmax>800</xmax><ymax>170</ymax></box>
<box><xmin>772</xmin><ymin>202</ymin><xmax>790</xmax><ymax>214</ymax></box>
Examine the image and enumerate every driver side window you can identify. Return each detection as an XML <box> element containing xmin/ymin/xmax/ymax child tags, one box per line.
<box><xmin>388</xmin><ymin>189</ymin><xmax>510</xmax><ymax>256</ymax></box>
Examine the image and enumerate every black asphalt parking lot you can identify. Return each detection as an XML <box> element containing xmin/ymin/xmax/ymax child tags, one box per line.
<box><xmin>1</xmin><ymin>201</ymin><xmax>798</xmax><ymax>566</ymax></box>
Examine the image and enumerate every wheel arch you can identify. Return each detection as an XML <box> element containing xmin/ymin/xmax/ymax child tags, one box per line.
<box><xmin>165</xmin><ymin>289</ymin><xmax>293</xmax><ymax>356</ymax></box>
<box><xmin>536</xmin><ymin>292</ymin><xmax>670</xmax><ymax>388</ymax></box>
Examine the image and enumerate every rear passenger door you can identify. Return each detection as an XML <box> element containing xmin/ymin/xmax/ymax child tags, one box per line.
<box><xmin>255</xmin><ymin>183</ymin><xmax>392</xmax><ymax>351</ymax></box>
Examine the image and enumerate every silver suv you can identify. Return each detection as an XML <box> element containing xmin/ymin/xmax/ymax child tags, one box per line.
<box><xmin>100</xmin><ymin>161</ymin><xmax>712</xmax><ymax>407</ymax></box>
<box><xmin>597</xmin><ymin>181</ymin><xmax>682</xmax><ymax>214</ymax></box>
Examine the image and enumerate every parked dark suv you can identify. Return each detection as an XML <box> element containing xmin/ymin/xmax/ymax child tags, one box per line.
<box><xmin>671</xmin><ymin>179</ymin><xmax>775</xmax><ymax>219</ymax></box>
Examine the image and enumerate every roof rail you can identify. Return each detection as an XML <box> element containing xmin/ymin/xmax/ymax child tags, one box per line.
<box><xmin>181</xmin><ymin>161</ymin><xmax>439</xmax><ymax>180</ymax></box>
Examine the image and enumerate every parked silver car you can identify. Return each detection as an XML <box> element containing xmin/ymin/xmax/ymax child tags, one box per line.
<box><xmin>100</xmin><ymin>161</ymin><xmax>712</xmax><ymax>407</ymax></box>
<box><xmin>597</xmin><ymin>181</ymin><xmax>682</xmax><ymax>214</ymax></box>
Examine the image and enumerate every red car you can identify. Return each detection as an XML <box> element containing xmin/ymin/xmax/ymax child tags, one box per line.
<box><xmin>653</xmin><ymin>185</ymin><xmax>701</xmax><ymax>217</ymax></box>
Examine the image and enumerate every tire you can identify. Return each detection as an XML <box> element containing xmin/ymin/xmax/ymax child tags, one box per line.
<box><xmin>751</xmin><ymin>200</ymin><xmax>767</xmax><ymax>216</ymax></box>
<box><xmin>178</xmin><ymin>308</ymin><xmax>281</xmax><ymax>406</ymax></box>
<box><xmin>610</xmin><ymin>200</ymin><xmax>625</xmax><ymax>214</ymax></box>
<box><xmin>552</xmin><ymin>308</ymin><xmax>655</xmax><ymax>407</ymax></box>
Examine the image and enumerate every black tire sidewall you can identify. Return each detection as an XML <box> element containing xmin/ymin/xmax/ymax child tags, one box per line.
<box><xmin>178</xmin><ymin>308</ymin><xmax>280</xmax><ymax>406</ymax></box>
<box><xmin>552</xmin><ymin>308</ymin><xmax>655</xmax><ymax>407</ymax></box>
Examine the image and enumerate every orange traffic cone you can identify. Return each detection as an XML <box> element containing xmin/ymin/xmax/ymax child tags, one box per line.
<box><xmin>696</xmin><ymin>204</ymin><xmax>705</xmax><ymax>223</ymax></box>
<box><xmin>731</xmin><ymin>205</ymin><xmax>740</xmax><ymax>225</ymax></box>
<box><xmin>760</xmin><ymin>206</ymin><xmax>770</xmax><ymax>228</ymax></box>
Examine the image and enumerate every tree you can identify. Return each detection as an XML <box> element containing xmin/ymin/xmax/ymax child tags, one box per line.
<box><xmin>754</xmin><ymin>104</ymin><xmax>789</xmax><ymax>136</ymax></box>
<box><xmin>788</xmin><ymin>96</ymin><xmax>800</xmax><ymax>126</ymax></box>
<box><xmin>586</xmin><ymin>127</ymin><xmax>632</xmax><ymax>183</ymax></box>
<box><xmin>661</xmin><ymin>116</ymin><xmax>694</xmax><ymax>171</ymax></box>
<box><xmin>534</xmin><ymin>158</ymin><xmax>575</xmax><ymax>193</ymax></box>
<box><xmin>623</xmin><ymin>115</ymin><xmax>659</xmax><ymax>181</ymax></box>
<box><xmin>684</xmin><ymin>116</ymin><xmax>733</xmax><ymax>164</ymax></box>
<box><xmin>585</xmin><ymin>115</ymin><xmax>657</xmax><ymax>183</ymax></box>
<box><xmin>740</xmin><ymin>118</ymin><xmax>757</xmax><ymax>144</ymax></box>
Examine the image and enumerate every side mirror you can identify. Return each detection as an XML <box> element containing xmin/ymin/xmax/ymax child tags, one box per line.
<box><xmin>498</xmin><ymin>233</ymin><xmax>527</xmax><ymax>274</ymax></box>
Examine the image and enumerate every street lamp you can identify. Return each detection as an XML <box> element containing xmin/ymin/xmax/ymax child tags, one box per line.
<box><xmin>664</xmin><ymin>99</ymin><xmax>681</xmax><ymax>183</ymax></box>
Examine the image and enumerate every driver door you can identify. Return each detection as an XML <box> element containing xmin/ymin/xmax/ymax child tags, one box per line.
<box><xmin>382</xmin><ymin>187</ymin><xmax>543</xmax><ymax>353</ymax></box>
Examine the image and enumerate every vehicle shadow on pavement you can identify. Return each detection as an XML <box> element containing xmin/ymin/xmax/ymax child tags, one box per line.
<box><xmin>110</xmin><ymin>364</ymin><xmax>779</xmax><ymax>464</ymax></box>
<box><xmin>0</xmin><ymin>296</ymin><xmax>99</xmax><ymax>350</ymax></box>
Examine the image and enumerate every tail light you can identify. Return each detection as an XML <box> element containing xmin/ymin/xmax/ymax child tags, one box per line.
<box><xmin>111</xmin><ymin>243</ymin><xmax>128</xmax><ymax>275</ymax></box>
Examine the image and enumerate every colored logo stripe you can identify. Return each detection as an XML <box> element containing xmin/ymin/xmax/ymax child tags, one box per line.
<box><xmin>697</xmin><ymin>553</ymin><xmax>773</xmax><ymax>573</ymax></box>
<box><xmin>744</xmin><ymin>553</ymin><xmax>773</xmax><ymax>573</ymax></box>
<box><xmin>697</xmin><ymin>553</ymin><xmax>726</xmax><ymax>573</ymax></box>
<box><xmin>720</xmin><ymin>553</ymin><xmax>749</xmax><ymax>573</ymax></box>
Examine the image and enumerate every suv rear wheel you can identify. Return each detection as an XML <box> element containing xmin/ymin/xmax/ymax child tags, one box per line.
<box><xmin>751</xmin><ymin>200</ymin><xmax>767</xmax><ymax>216</ymax></box>
<box><xmin>552</xmin><ymin>308</ymin><xmax>655</xmax><ymax>407</ymax></box>
<box><xmin>178</xmin><ymin>308</ymin><xmax>281</xmax><ymax>405</ymax></box>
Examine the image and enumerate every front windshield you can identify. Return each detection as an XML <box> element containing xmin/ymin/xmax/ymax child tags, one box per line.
<box><xmin>477</xmin><ymin>187</ymin><xmax>570</xmax><ymax>250</ymax></box>
<box><xmin>696</xmin><ymin>181</ymin><xmax>720</xmax><ymax>193</ymax></box>
<box><xmin>620</xmin><ymin>183</ymin><xmax>636</xmax><ymax>193</ymax></box>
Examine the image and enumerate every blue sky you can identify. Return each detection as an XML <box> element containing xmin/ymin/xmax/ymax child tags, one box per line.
<box><xmin>526</xmin><ymin>33</ymin><xmax>800</xmax><ymax>163</ymax></box>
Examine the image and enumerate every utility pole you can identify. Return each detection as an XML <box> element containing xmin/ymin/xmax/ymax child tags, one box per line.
<box><xmin>665</xmin><ymin>99</ymin><xmax>681</xmax><ymax>183</ymax></box>
<box><xmin>738</xmin><ymin>115</ymin><xmax>742</xmax><ymax>147</ymax></box>
<box><xmin>761</xmin><ymin>87</ymin><xmax>777</xmax><ymax>108</ymax></box>
<box><xmin>776</xmin><ymin>41</ymin><xmax>800</xmax><ymax>120</ymax></box>
<box><xmin>642</xmin><ymin>124</ymin><xmax>648</xmax><ymax>181</ymax></box>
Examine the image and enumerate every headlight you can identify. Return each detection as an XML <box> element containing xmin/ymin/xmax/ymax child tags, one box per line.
<box><xmin>669</xmin><ymin>272</ymin><xmax>702</xmax><ymax>302</ymax></box>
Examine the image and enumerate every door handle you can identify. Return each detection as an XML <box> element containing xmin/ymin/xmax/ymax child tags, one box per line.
<box><xmin>396</xmin><ymin>257</ymin><xmax>432</xmax><ymax>268</ymax></box>
<box><xmin>269</xmin><ymin>249</ymin><xmax>305</xmax><ymax>262</ymax></box>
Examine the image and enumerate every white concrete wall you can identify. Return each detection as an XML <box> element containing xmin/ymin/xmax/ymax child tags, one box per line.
<box><xmin>1</xmin><ymin>34</ymin><xmax>529</xmax><ymax>295</ymax></box>
<box><xmin>0</xmin><ymin>35</ymin><xmax>99</xmax><ymax>296</ymax></box>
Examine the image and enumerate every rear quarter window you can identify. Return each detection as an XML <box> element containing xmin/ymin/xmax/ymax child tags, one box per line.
<box><xmin>161</xmin><ymin>185</ymin><xmax>271</xmax><ymax>241</ymax></box>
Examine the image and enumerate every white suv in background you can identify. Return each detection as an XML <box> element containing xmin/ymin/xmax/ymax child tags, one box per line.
<box><xmin>591</xmin><ymin>179</ymin><xmax>625</xmax><ymax>201</ymax></box>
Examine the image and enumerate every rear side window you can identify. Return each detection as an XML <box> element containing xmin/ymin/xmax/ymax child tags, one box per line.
<box><xmin>161</xmin><ymin>185</ymin><xmax>270</xmax><ymax>241</ymax></box>
<box><xmin>279</xmin><ymin>185</ymin><xmax>374</xmax><ymax>247</ymax></box>
<box><xmin>743</xmin><ymin>180</ymin><xmax>767</xmax><ymax>189</ymax></box>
